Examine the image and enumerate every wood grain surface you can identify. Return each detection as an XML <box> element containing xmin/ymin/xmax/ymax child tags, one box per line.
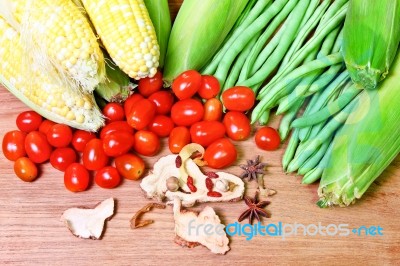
<box><xmin>1</xmin><ymin>1</ymin><xmax>399</xmax><ymax>265</ymax></box>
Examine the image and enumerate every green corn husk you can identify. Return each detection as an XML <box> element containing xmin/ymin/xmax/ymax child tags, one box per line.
<box><xmin>144</xmin><ymin>0</ymin><xmax>171</xmax><ymax>68</ymax></box>
<box><xmin>342</xmin><ymin>0</ymin><xmax>400</xmax><ymax>90</ymax></box>
<box><xmin>317</xmin><ymin>51</ymin><xmax>400</xmax><ymax>207</ymax></box>
<box><xmin>163</xmin><ymin>0</ymin><xmax>250</xmax><ymax>82</ymax></box>
<box><xmin>95</xmin><ymin>60</ymin><xmax>131</xmax><ymax>103</ymax></box>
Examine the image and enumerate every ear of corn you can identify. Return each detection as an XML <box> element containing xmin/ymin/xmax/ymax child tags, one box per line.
<box><xmin>318</xmin><ymin>51</ymin><xmax>400</xmax><ymax>207</ymax></box>
<box><xmin>3</xmin><ymin>0</ymin><xmax>106</xmax><ymax>93</ymax></box>
<box><xmin>80</xmin><ymin>0</ymin><xmax>160</xmax><ymax>80</ymax></box>
<box><xmin>0</xmin><ymin>16</ymin><xmax>104</xmax><ymax>132</ymax></box>
<box><xmin>163</xmin><ymin>0</ymin><xmax>250</xmax><ymax>82</ymax></box>
<box><xmin>342</xmin><ymin>0</ymin><xmax>400</xmax><ymax>90</ymax></box>
<box><xmin>143</xmin><ymin>0</ymin><xmax>171</xmax><ymax>68</ymax></box>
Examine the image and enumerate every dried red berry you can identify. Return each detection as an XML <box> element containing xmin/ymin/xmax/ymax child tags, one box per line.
<box><xmin>206</xmin><ymin>172</ymin><xmax>219</xmax><ymax>178</ymax></box>
<box><xmin>205</xmin><ymin>177</ymin><xmax>213</xmax><ymax>191</ymax></box>
<box><xmin>207</xmin><ymin>191</ymin><xmax>222</xmax><ymax>197</ymax></box>
<box><xmin>175</xmin><ymin>155</ymin><xmax>182</xmax><ymax>168</ymax></box>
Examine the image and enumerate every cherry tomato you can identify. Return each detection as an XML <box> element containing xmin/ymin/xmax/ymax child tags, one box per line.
<box><xmin>25</xmin><ymin>131</ymin><xmax>52</xmax><ymax>163</ymax></box>
<box><xmin>168</xmin><ymin>126</ymin><xmax>191</xmax><ymax>154</ymax></box>
<box><xmin>50</xmin><ymin>147</ymin><xmax>77</xmax><ymax>172</ymax></box>
<box><xmin>102</xmin><ymin>102</ymin><xmax>125</xmax><ymax>122</ymax></box>
<box><xmin>198</xmin><ymin>75</ymin><xmax>220</xmax><ymax>99</ymax></box>
<box><xmin>190</xmin><ymin>121</ymin><xmax>226</xmax><ymax>147</ymax></box>
<box><xmin>138</xmin><ymin>70</ymin><xmax>163</xmax><ymax>97</ymax></box>
<box><xmin>64</xmin><ymin>163</ymin><xmax>90</xmax><ymax>192</ymax></box>
<box><xmin>14</xmin><ymin>157</ymin><xmax>38</xmax><ymax>182</ymax></box>
<box><xmin>115</xmin><ymin>153</ymin><xmax>145</xmax><ymax>180</ymax></box>
<box><xmin>99</xmin><ymin>121</ymin><xmax>134</xmax><ymax>140</ymax></box>
<box><xmin>255</xmin><ymin>127</ymin><xmax>281</xmax><ymax>151</ymax></box>
<box><xmin>124</xmin><ymin>93</ymin><xmax>144</xmax><ymax>117</ymax></box>
<box><xmin>82</xmin><ymin>138</ymin><xmax>109</xmax><ymax>171</ymax></box>
<box><xmin>95</xmin><ymin>166</ymin><xmax>121</xmax><ymax>189</ymax></box>
<box><xmin>71</xmin><ymin>130</ymin><xmax>96</xmax><ymax>152</ymax></box>
<box><xmin>16</xmin><ymin>111</ymin><xmax>43</xmax><ymax>133</ymax></box>
<box><xmin>133</xmin><ymin>130</ymin><xmax>160</xmax><ymax>156</ymax></box>
<box><xmin>46</xmin><ymin>124</ymin><xmax>73</xmax><ymax>148</ymax></box>
<box><xmin>204</xmin><ymin>138</ymin><xmax>237</xmax><ymax>169</ymax></box>
<box><xmin>102</xmin><ymin>131</ymin><xmax>134</xmax><ymax>157</ymax></box>
<box><xmin>203</xmin><ymin>98</ymin><xmax>223</xmax><ymax>121</ymax></box>
<box><xmin>127</xmin><ymin>98</ymin><xmax>156</xmax><ymax>130</ymax></box>
<box><xmin>148</xmin><ymin>115</ymin><xmax>175</xmax><ymax>137</ymax></box>
<box><xmin>148</xmin><ymin>90</ymin><xmax>174</xmax><ymax>115</ymax></box>
<box><xmin>171</xmin><ymin>99</ymin><xmax>204</xmax><ymax>126</ymax></box>
<box><xmin>221</xmin><ymin>86</ymin><xmax>256</xmax><ymax>111</ymax></box>
<box><xmin>2</xmin><ymin>130</ymin><xmax>26</xmax><ymax>161</ymax></box>
<box><xmin>172</xmin><ymin>70</ymin><xmax>202</xmax><ymax>100</ymax></box>
<box><xmin>38</xmin><ymin>120</ymin><xmax>56</xmax><ymax>135</ymax></box>
<box><xmin>223</xmin><ymin>111</ymin><xmax>251</xmax><ymax>141</ymax></box>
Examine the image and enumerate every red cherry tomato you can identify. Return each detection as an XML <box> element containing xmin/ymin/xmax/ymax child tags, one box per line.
<box><xmin>171</xmin><ymin>99</ymin><xmax>204</xmax><ymax>126</ymax></box>
<box><xmin>95</xmin><ymin>166</ymin><xmax>121</xmax><ymax>189</ymax></box>
<box><xmin>115</xmin><ymin>153</ymin><xmax>145</xmax><ymax>180</ymax></box>
<box><xmin>124</xmin><ymin>93</ymin><xmax>144</xmax><ymax>117</ymax></box>
<box><xmin>190</xmin><ymin>121</ymin><xmax>226</xmax><ymax>147</ymax></box>
<box><xmin>127</xmin><ymin>98</ymin><xmax>156</xmax><ymax>130</ymax></box>
<box><xmin>204</xmin><ymin>138</ymin><xmax>237</xmax><ymax>169</ymax></box>
<box><xmin>172</xmin><ymin>70</ymin><xmax>202</xmax><ymax>100</ymax></box>
<box><xmin>2</xmin><ymin>130</ymin><xmax>26</xmax><ymax>161</ymax></box>
<box><xmin>25</xmin><ymin>131</ymin><xmax>52</xmax><ymax>163</ymax></box>
<box><xmin>102</xmin><ymin>131</ymin><xmax>134</xmax><ymax>157</ymax></box>
<box><xmin>223</xmin><ymin>111</ymin><xmax>251</xmax><ymax>141</ymax></box>
<box><xmin>50</xmin><ymin>147</ymin><xmax>77</xmax><ymax>172</ymax></box>
<box><xmin>203</xmin><ymin>98</ymin><xmax>223</xmax><ymax>121</ymax></box>
<box><xmin>102</xmin><ymin>102</ymin><xmax>125</xmax><ymax>122</ymax></box>
<box><xmin>64</xmin><ymin>163</ymin><xmax>90</xmax><ymax>192</ymax></box>
<box><xmin>14</xmin><ymin>157</ymin><xmax>38</xmax><ymax>182</ymax></box>
<box><xmin>168</xmin><ymin>126</ymin><xmax>191</xmax><ymax>154</ymax></box>
<box><xmin>148</xmin><ymin>90</ymin><xmax>174</xmax><ymax>115</ymax></box>
<box><xmin>133</xmin><ymin>130</ymin><xmax>160</xmax><ymax>156</ymax></box>
<box><xmin>138</xmin><ymin>70</ymin><xmax>163</xmax><ymax>97</ymax></box>
<box><xmin>46</xmin><ymin>124</ymin><xmax>73</xmax><ymax>148</ymax></box>
<box><xmin>255</xmin><ymin>127</ymin><xmax>281</xmax><ymax>151</ymax></box>
<box><xmin>71</xmin><ymin>130</ymin><xmax>96</xmax><ymax>152</ymax></box>
<box><xmin>148</xmin><ymin>115</ymin><xmax>175</xmax><ymax>137</ymax></box>
<box><xmin>99</xmin><ymin>121</ymin><xmax>134</xmax><ymax>140</ymax></box>
<box><xmin>82</xmin><ymin>138</ymin><xmax>109</xmax><ymax>171</ymax></box>
<box><xmin>221</xmin><ymin>86</ymin><xmax>256</xmax><ymax>111</ymax></box>
<box><xmin>16</xmin><ymin>111</ymin><xmax>43</xmax><ymax>133</ymax></box>
<box><xmin>198</xmin><ymin>75</ymin><xmax>220</xmax><ymax>99</ymax></box>
<box><xmin>38</xmin><ymin>120</ymin><xmax>56</xmax><ymax>135</ymax></box>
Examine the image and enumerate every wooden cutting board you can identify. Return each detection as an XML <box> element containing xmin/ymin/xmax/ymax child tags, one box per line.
<box><xmin>0</xmin><ymin>1</ymin><xmax>399</xmax><ymax>265</ymax></box>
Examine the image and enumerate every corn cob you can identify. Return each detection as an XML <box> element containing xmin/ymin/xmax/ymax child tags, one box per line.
<box><xmin>4</xmin><ymin>0</ymin><xmax>105</xmax><ymax>93</ymax></box>
<box><xmin>318</xmin><ymin>51</ymin><xmax>400</xmax><ymax>207</ymax></box>
<box><xmin>163</xmin><ymin>0</ymin><xmax>250</xmax><ymax>82</ymax></box>
<box><xmin>80</xmin><ymin>0</ymin><xmax>160</xmax><ymax>80</ymax></box>
<box><xmin>342</xmin><ymin>0</ymin><xmax>400</xmax><ymax>90</ymax></box>
<box><xmin>0</xmin><ymin>16</ymin><xmax>104</xmax><ymax>132</ymax></box>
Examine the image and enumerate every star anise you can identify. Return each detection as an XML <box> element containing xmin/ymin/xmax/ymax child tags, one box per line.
<box><xmin>238</xmin><ymin>192</ymin><xmax>270</xmax><ymax>225</ymax></box>
<box><xmin>239</xmin><ymin>155</ymin><xmax>267</xmax><ymax>180</ymax></box>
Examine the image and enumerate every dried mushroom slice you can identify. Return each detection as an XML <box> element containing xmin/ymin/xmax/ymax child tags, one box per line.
<box><xmin>173</xmin><ymin>198</ymin><xmax>230</xmax><ymax>255</ymax></box>
<box><xmin>140</xmin><ymin>154</ymin><xmax>245</xmax><ymax>207</ymax></box>
<box><xmin>60</xmin><ymin>198</ymin><xmax>114</xmax><ymax>240</ymax></box>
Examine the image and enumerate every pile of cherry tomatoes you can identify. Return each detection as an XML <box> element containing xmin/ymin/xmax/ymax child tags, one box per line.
<box><xmin>2</xmin><ymin>69</ymin><xmax>281</xmax><ymax>192</ymax></box>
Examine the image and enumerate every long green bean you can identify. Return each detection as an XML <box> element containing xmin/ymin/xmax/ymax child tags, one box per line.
<box><xmin>279</xmin><ymin>0</ymin><xmax>330</xmax><ymax>70</ymax></box>
<box><xmin>224</xmin><ymin>0</ymin><xmax>309</xmax><ymax>87</ymax></box>
<box><xmin>222</xmin><ymin>33</ymin><xmax>260</xmax><ymax>90</ymax></box>
<box><xmin>279</xmin><ymin>97</ymin><xmax>305</xmax><ymax>141</ymax></box>
<box><xmin>238</xmin><ymin>0</ymin><xmax>297</xmax><ymax>82</ymax></box>
<box><xmin>201</xmin><ymin>0</ymin><xmax>273</xmax><ymax>75</ymax></box>
<box><xmin>282</xmin><ymin>129</ymin><xmax>300</xmax><ymax>172</ymax></box>
<box><xmin>298</xmin><ymin>93</ymin><xmax>321</xmax><ymax>141</ymax></box>
<box><xmin>258</xmin><ymin>109</ymin><xmax>271</xmax><ymax>125</ymax></box>
<box><xmin>259</xmin><ymin>3</ymin><xmax>348</xmax><ymax>96</ymax></box>
<box><xmin>301</xmin><ymin>141</ymin><xmax>334</xmax><ymax>184</ymax></box>
<box><xmin>292</xmin><ymin>84</ymin><xmax>361</xmax><ymax>128</ymax></box>
<box><xmin>298</xmin><ymin>137</ymin><xmax>331</xmax><ymax>175</ymax></box>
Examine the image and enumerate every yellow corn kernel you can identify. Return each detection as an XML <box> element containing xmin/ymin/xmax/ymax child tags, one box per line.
<box><xmin>0</xmin><ymin>16</ymin><xmax>104</xmax><ymax>131</ymax></box>
<box><xmin>8</xmin><ymin>0</ymin><xmax>105</xmax><ymax>92</ymax></box>
<box><xmin>81</xmin><ymin>0</ymin><xmax>160</xmax><ymax>80</ymax></box>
